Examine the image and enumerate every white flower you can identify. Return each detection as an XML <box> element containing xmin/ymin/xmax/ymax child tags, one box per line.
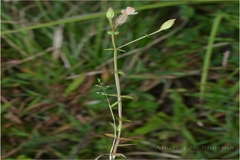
<box><xmin>121</xmin><ymin>7</ymin><xmax>138</xmax><ymax>15</ymax></box>
<box><xmin>115</xmin><ymin>7</ymin><xmax>137</xmax><ymax>28</ymax></box>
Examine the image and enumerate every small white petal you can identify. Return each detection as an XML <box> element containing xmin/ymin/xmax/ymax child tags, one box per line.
<box><xmin>129</xmin><ymin>12</ymin><xmax>138</xmax><ymax>15</ymax></box>
<box><xmin>121</xmin><ymin>9</ymin><xmax>126</xmax><ymax>14</ymax></box>
<box><xmin>126</xmin><ymin>7</ymin><xmax>135</xmax><ymax>15</ymax></box>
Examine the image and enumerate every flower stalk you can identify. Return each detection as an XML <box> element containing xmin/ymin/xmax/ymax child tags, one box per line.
<box><xmin>100</xmin><ymin>7</ymin><xmax>176</xmax><ymax>160</ymax></box>
<box><xmin>106</xmin><ymin>7</ymin><xmax>123</xmax><ymax>160</ymax></box>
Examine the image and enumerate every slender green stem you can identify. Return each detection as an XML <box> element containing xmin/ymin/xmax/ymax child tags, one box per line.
<box><xmin>106</xmin><ymin>12</ymin><xmax>176</xmax><ymax>160</ymax></box>
<box><xmin>199</xmin><ymin>14</ymin><xmax>222</xmax><ymax>110</ymax></box>
<box><xmin>107</xmin><ymin>20</ymin><xmax>170</xmax><ymax>160</ymax></box>
<box><xmin>99</xmin><ymin>79</ymin><xmax>117</xmax><ymax>157</ymax></box>
<box><xmin>109</xmin><ymin>105</ymin><xmax>117</xmax><ymax>157</ymax></box>
<box><xmin>107</xmin><ymin>18</ymin><xmax>123</xmax><ymax>160</ymax></box>
<box><xmin>118</xmin><ymin>30</ymin><xmax>160</xmax><ymax>49</ymax></box>
<box><xmin>111</xmin><ymin>30</ymin><xmax>123</xmax><ymax>160</ymax></box>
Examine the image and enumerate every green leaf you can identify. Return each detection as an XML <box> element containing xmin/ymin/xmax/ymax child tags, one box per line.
<box><xmin>109</xmin><ymin>121</ymin><xmax>116</xmax><ymax>129</ymax></box>
<box><xmin>121</xmin><ymin>95</ymin><xmax>133</xmax><ymax>99</ymax></box>
<box><xmin>181</xmin><ymin>125</ymin><xmax>196</xmax><ymax>145</ymax></box>
<box><xmin>118</xmin><ymin>71</ymin><xmax>125</xmax><ymax>75</ymax></box>
<box><xmin>145</xmin><ymin>34</ymin><xmax>150</xmax><ymax>38</ymax></box>
<box><xmin>117</xmin><ymin>48</ymin><xmax>126</xmax><ymax>52</ymax></box>
<box><xmin>117</xmin><ymin>144</ymin><xmax>136</xmax><ymax>147</ymax></box>
<box><xmin>105</xmin><ymin>48</ymin><xmax>114</xmax><ymax>50</ymax></box>
<box><xmin>104</xmin><ymin>93</ymin><xmax>133</xmax><ymax>99</ymax></box>
<box><xmin>180</xmin><ymin>5</ymin><xmax>195</xmax><ymax>19</ymax></box>
<box><xmin>105</xmin><ymin>133</ymin><xmax>116</xmax><ymax>138</ymax></box>
<box><xmin>1</xmin><ymin>103</ymin><xmax>11</xmax><ymax>114</ymax></box>
<box><xmin>107</xmin><ymin>31</ymin><xmax>114</xmax><ymax>35</ymax></box>
<box><xmin>110</xmin><ymin>100</ymin><xmax>120</xmax><ymax>108</ymax></box>
<box><xmin>63</xmin><ymin>73</ymin><xmax>86</xmax><ymax>97</ymax></box>
<box><xmin>16</xmin><ymin>155</ymin><xmax>32</xmax><ymax>160</ymax></box>
<box><xmin>112</xmin><ymin>153</ymin><xmax>126</xmax><ymax>158</ymax></box>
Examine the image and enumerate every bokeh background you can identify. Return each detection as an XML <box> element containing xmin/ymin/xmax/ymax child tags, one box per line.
<box><xmin>1</xmin><ymin>0</ymin><xmax>239</xmax><ymax>159</ymax></box>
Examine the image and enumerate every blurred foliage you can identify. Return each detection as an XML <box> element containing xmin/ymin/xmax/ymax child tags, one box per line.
<box><xmin>1</xmin><ymin>0</ymin><xmax>239</xmax><ymax>159</ymax></box>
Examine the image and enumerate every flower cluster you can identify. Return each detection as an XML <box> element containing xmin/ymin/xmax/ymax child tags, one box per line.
<box><xmin>106</xmin><ymin>6</ymin><xmax>138</xmax><ymax>29</ymax></box>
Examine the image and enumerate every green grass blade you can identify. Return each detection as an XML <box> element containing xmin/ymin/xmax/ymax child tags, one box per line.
<box><xmin>63</xmin><ymin>73</ymin><xmax>86</xmax><ymax>97</ymax></box>
<box><xmin>199</xmin><ymin>14</ymin><xmax>223</xmax><ymax>107</ymax></box>
<box><xmin>1</xmin><ymin>0</ymin><xmax>237</xmax><ymax>35</ymax></box>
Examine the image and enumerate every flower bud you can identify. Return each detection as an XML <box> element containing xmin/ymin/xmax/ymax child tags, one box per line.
<box><xmin>106</xmin><ymin>7</ymin><xmax>114</xmax><ymax>19</ymax></box>
<box><xmin>159</xmin><ymin>19</ymin><xmax>176</xmax><ymax>31</ymax></box>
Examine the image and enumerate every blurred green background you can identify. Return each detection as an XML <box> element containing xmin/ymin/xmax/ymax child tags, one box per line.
<box><xmin>1</xmin><ymin>0</ymin><xmax>239</xmax><ymax>159</ymax></box>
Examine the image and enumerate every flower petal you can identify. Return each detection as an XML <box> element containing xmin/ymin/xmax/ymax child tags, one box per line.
<box><xmin>126</xmin><ymin>7</ymin><xmax>135</xmax><ymax>15</ymax></box>
<box><xmin>121</xmin><ymin>9</ymin><xmax>126</xmax><ymax>14</ymax></box>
